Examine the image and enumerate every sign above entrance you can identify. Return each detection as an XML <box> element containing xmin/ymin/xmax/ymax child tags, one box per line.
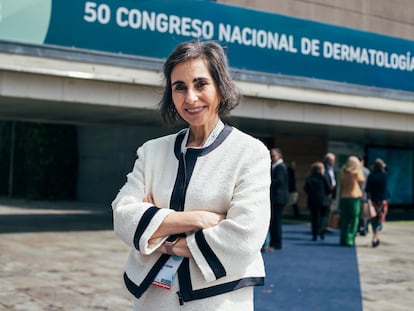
<box><xmin>1</xmin><ymin>0</ymin><xmax>413</xmax><ymax>93</ymax></box>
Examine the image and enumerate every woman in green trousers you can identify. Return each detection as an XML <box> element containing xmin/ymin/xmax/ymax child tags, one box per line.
<box><xmin>338</xmin><ymin>156</ymin><xmax>365</xmax><ymax>246</ymax></box>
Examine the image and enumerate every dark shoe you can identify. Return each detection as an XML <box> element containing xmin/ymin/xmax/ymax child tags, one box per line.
<box><xmin>372</xmin><ymin>240</ymin><xmax>380</xmax><ymax>248</ymax></box>
<box><xmin>319</xmin><ymin>233</ymin><xmax>325</xmax><ymax>240</ymax></box>
<box><xmin>312</xmin><ymin>236</ymin><xmax>317</xmax><ymax>241</ymax></box>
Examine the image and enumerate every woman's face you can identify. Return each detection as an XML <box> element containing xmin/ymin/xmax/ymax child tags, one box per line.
<box><xmin>170</xmin><ymin>58</ymin><xmax>221</xmax><ymax>128</ymax></box>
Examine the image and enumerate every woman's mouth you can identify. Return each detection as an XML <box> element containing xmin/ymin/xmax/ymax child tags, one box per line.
<box><xmin>186</xmin><ymin>107</ymin><xmax>205</xmax><ymax>114</ymax></box>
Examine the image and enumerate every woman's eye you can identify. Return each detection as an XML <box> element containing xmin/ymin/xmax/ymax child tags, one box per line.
<box><xmin>196</xmin><ymin>80</ymin><xmax>208</xmax><ymax>88</ymax></box>
<box><xmin>173</xmin><ymin>84</ymin><xmax>186</xmax><ymax>92</ymax></box>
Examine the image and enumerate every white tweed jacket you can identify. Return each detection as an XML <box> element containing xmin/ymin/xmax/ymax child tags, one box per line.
<box><xmin>112</xmin><ymin>124</ymin><xmax>271</xmax><ymax>304</ymax></box>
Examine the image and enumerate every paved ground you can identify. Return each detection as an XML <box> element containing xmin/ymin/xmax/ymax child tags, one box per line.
<box><xmin>356</xmin><ymin>220</ymin><xmax>414</xmax><ymax>311</ymax></box>
<box><xmin>0</xmin><ymin>199</ymin><xmax>413</xmax><ymax>310</ymax></box>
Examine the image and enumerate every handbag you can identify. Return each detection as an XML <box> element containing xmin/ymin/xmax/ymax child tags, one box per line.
<box><xmin>367</xmin><ymin>200</ymin><xmax>377</xmax><ymax>218</ymax></box>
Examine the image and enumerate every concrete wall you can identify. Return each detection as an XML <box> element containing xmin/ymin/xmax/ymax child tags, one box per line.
<box><xmin>219</xmin><ymin>0</ymin><xmax>414</xmax><ymax>40</ymax></box>
<box><xmin>76</xmin><ymin>125</ymin><xmax>175</xmax><ymax>204</ymax></box>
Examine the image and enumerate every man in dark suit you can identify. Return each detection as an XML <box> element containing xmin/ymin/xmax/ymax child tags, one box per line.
<box><xmin>323</xmin><ymin>152</ymin><xmax>337</xmax><ymax>229</ymax></box>
<box><xmin>268</xmin><ymin>148</ymin><xmax>289</xmax><ymax>250</ymax></box>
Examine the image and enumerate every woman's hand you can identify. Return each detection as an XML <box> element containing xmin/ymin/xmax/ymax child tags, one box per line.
<box><xmin>153</xmin><ymin>210</ymin><xmax>225</xmax><ymax>240</ymax></box>
<box><xmin>145</xmin><ymin>192</ymin><xmax>226</xmax><ymax>240</ymax></box>
<box><xmin>194</xmin><ymin>210</ymin><xmax>226</xmax><ymax>229</ymax></box>
<box><xmin>155</xmin><ymin>211</ymin><xmax>225</xmax><ymax>258</ymax></box>
<box><xmin>143</xmin><ymin>194</ymin><xmax>155</xmax><ymax>204</ymax></box>
<box><xmin>157</xmin><ymin>237</ymin><xmax>192</xmax><ymax>258</ymax></box>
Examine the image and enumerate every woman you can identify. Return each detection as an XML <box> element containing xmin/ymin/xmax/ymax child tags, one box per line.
<box><xmin>112</xmin><ymin>40</ymin><xmax>271</xmax><ymax>310</ymax></box>
<box><xmin>304</xmin><ymin>162</ymin><xmax>331</xmax><ymax>241</ymax></box>
<box><xmin>338</xmin><ymin>156</ymin><xmax>365</xmax><ymax>246</ymax></box>
<box><xmin>365</xmin><ymin>158</ymin><xmax>388</xmax><ymax>247</ymax></box>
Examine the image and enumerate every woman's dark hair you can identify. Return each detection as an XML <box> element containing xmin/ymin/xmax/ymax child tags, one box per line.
<box><xmin>158</xmin><ymin>40</ymin><xmax>240</xmax><ymax>126</ymax></box>
<box><xmin>310</xmin><ymin>161</ymin><xmax>324</xmax><ymax>176</ymax></box>
<box><xmin>372</xmin><ymin>158</ymin><xmax>386</xmax><ymax>172</ymax></box>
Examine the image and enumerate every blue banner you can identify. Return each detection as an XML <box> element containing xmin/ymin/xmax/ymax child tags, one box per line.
<box><xmin>1</xmin><ymin>0</ymin><xmax>413</xmax><ymax>93</ymax></box>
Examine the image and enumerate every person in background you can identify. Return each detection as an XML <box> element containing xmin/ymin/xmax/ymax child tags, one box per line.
<box><xmin>324</xmin><ymin>153</ymin><xmax>337</xmax><ymax>229</ymax></box>
<box><xmin>287</xmin><ymin>161</ymin><xmax>300</xmax><ymax>218</ymax></box>
<box><xmin>111</xmin><ymin>40</ymin><xmax>271</xmax><ymax>310</ymax></box>
<box><xmin>268</xmin><ymin>148</ymin><xmax>289</xmax><ymax>250</ymax></box>
<box><xmin>304</xmin><ymin>162</ymin><xmax>331</xmax><ymax>241</ymax></box>
<box><xmin>358</xmin><ymin>158</ymin><xmax>370</xmax><ymax>236</ymax></box>
<box><xmin>338</xmin><ymin>156</ymin><xmax>365</xmax><ymax>246</ymax></box>
<box><xmin>365</xmin><ymin>158</ymin><xmax>389</xmax><ymax>247</ymax></box>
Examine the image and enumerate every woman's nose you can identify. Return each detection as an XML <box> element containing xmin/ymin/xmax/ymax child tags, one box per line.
<box><xmin>185</xmin><ymin>88</ymin><xmax>198</xmax><ymax>104</ymax></box>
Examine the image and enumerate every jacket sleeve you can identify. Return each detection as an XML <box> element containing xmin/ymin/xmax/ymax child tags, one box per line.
<box><xmin>272</xmin><ymin>165</ymin><xmax>284</xmax><ymax>187</ymax></box>
<box><xmin>111</xmin><ymin>144</ymin><xmax>173</xmax><ymax>255</ymax></box>
<box><xmin>324</xmin><ymin>177</ymin><xmax>332</xmax><ymax>195</ymax></box>
<box><xmin>186</xmin><ymin>141</ymin><xmax>271</xmax><ymax>283</ymax></box>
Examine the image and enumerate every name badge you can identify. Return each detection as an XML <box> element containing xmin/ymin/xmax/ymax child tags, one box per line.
<box><xmin>152</xmin><ymin>256</ymin><xmax>184</xmax><ymax>290</ymax></box>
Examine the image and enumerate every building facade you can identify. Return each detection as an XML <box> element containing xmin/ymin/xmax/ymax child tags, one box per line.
<box><xmin>0</xmin><ymin>0</ymin><xmax>413</xmax><ymax>209</ymax></box>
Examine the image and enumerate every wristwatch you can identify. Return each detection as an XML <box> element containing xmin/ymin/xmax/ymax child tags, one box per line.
<box><xmin>164</xmin><ymin>237</ymin><xmax>180</xmax><ymax>255</ymax></box>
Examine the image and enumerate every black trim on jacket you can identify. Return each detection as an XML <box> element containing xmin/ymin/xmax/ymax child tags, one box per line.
<box><xmin>124</xmin><ymin>254</ymin><xmax>170</xmax><ymax>298</ymax></box>
<box><xmin>195</xmin><ymin>230</ymin><xmax>226</xmax><ymax>279</ymax></box>
<box><xmin>133</xmin><ymin>206</ymin><xmax>160</xmax><ymax>251</ymax></box>
<box><xmin>177</xmin><ymin>258</ymin><xmax>264</xmax><ymax>303</ymax></box>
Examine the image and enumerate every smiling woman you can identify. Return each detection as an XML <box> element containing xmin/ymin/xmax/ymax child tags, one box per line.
<box><xmin>170</xmin><ymin>59</ymin><xmax>221</xmax><ymax>146</ymax></box>
<box><xmin>159</xmin><ymin>41</ymin><xmax>240</xmax><ymax>126</ymax></box>
<box><xmin>112</xmin><ymin>40</ymin><xmax>271</xmax><ymax>311</ymax></box>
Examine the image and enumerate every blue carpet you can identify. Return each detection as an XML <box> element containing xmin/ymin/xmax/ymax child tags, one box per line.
<box><xmin>254</xmin><ymin>223</ymin><xmax>363</xmax><ymax>311</ymax></box>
